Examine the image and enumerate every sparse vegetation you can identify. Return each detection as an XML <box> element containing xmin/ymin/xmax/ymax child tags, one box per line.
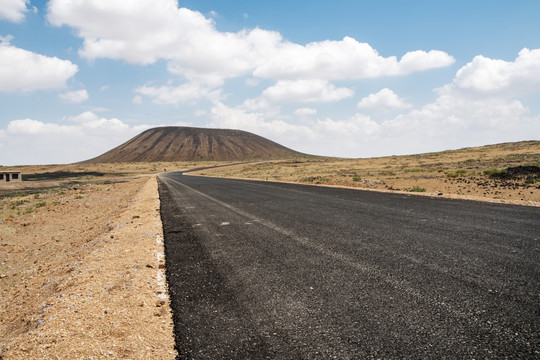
<box><xmin>410</xmin><ymin>186</ymin><xmax>426</xmax><ymax>192</ymax></box>
<box><xmin>10</xmin><ymin>200</ymin><xmax>25</xmax><ymax>209</ymax></box>
<box><xmin>447</xmin><ymin>169</ymin><xmax>467</xmax><ymax>178</ymax></box>
<box><xmin>484</xmin><ymin>168</ymin><xmax>507</xmax><ymax>176</ymax></box>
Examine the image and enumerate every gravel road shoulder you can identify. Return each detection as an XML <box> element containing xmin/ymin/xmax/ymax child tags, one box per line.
<box><xmin>0</xmin><ymin>176</ymin><xmax>176</xmax><ymax>359</ymax></box>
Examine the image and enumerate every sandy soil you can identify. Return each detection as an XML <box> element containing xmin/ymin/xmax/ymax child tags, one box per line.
<box><xmin>0</xmin><ymin>176</ymin><xmax>176</xmax><ymax>359</ymax></box>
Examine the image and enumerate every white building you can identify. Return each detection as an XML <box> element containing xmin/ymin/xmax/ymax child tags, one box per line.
<box><xmin>0</xmin><ymin>171</ymin><xmax>22</xmax><ymax>183</ymax></box>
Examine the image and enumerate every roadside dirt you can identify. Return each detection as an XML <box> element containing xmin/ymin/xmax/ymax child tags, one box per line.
<box><xmin>0</xmin><ymin>176</ymin><xmax>176</xmax><ymax>359</ymax></box>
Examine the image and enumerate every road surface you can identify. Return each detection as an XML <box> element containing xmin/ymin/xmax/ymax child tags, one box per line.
<box><xmin>158</xmin><ymin>171</ymin><xmax>539</xmax><ymax>359</ymax></box>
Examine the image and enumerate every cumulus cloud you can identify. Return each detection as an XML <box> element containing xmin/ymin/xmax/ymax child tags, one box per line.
<box><xmin>253</xmin><ymin>38</ymin><xmax>454</xmax><ymax>80</ymax></box>
<box><xmin>357</xmin><ymin>88</ymin><xmax>412</xmax><ymax>109</ymax></box>
<box><xmin>47</xmin><ymin>0</ymin><xmax>454</xmax><ymax>88</ymax></box>
<box><xmin>2</xmin><ymin>112</ymin><xmax>151</xmax><ymax>165</ymax></box>
<box><xmin>7</xmin><ymin>118</ymin><xmax>75</xmax><ymax>135</ymax></box>
<box><xmin>208</xmin><ymin>102</ymin><xmax>384</xmax><ymax>157</ymax></box>
<box><xmin>448</xmin><ymin>48</ymin><xmax>540</xmax><ymax>96</ymax></box>
<box><xmin>209</xmin><ymin>101</ymin><xmax>317</xmax><ymax>142</ymax></box>
<box><xmin>0</xmin><ymin>0</ymin><xmax>30</xmax><ymax>22</ymax></box>
<box><xmin>0</xmin><ymin>37</ymin><xmax>78</xmax><ymax>92</ymax></box>
<box><xmin>136</xmin><ymin>82</ymin><xmax>222</xmax><ymax>104</ymax></box>
<box><xmin>240</xmin><ymin>79</ymin><xmax>353</xmax><ymax>111</ymax></box>
<box><xmin>47</xmin><ymin>0</ymin><xmax>274</xmax><ymax>83</ymax></box>
<box><xmin>205</xmin><ymin>49</ymin><xmax>540</xmax><ymax>158</ymax></box>
<box><xmin>262</xmin><ymin>79</ymin><xmax>354</xmax><ymax>104</ymax></box>
<box><xmin>58</xmin><ymin>89</ymin><xmax>89</xmax><ymax>103</ymax></box>
<box><xmin>294</xmin><ymin>108</ymin><xmax>317</xmax><ymax>117</ymax></box>
<box><xmin>132</xmin><ymin>95</ymin><xmax>142</xmax><ymax>104</ymax></box>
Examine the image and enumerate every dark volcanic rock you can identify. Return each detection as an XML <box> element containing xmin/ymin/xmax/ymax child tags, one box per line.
<box><xmin>491</xmin><ymin>166</ymin><xmax>540</xmax><ymax>180</ymax></box>
<box><xmin>84</xmin><ymin>126</ymin><xmax>303</xmax><ymax>163</ymax></box>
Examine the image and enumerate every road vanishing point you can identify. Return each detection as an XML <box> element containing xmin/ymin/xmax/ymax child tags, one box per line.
<box><xmin>158</xmin><ymin>171</ymin><xmax>539</xmax><ymax>359</ymax></box>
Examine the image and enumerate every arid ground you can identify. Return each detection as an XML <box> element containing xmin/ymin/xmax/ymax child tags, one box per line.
<box><xmin>0</xmin><ymin>141</ymin><xmax>538</xmax><ymax>358</ymax></box>
<box><xmin>0</xmin><ymin>172</ymin><xmax>181</xmax><ymax>359</ymax></box>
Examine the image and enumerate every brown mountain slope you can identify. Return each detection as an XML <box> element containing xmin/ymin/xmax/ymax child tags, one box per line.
<box><xmin>84</xmin><ymin>126</ymin><xmax>303</xmax><ymax>163</ymax></box>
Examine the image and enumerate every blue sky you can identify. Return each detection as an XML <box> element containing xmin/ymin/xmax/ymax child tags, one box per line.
<box><xmin>1</xmin><ymin>0</ymin><xmax>539</xmax><ymax>165</ymax></box>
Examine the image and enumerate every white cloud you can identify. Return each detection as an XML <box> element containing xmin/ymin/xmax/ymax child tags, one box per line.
<box><xmin>47</xmin><ymin>0</ymin><xmax>454</xmax><ymax>87</ymax></box>
<box><xmin>136</xmin><ymin>82</ymin><xmax>222</xmax><ymax>104</ymax></box>
<box><xmin>0</xmin><ymin>0</ymin><xmax>30</xmax><ymax>22</ymax></box>
<box><xmin>47</xmin><ymin>0</ymin><xmax>271</xmax><ymax>84</ymax></box>
<box><xmin>132</xmin><ymin>95</ymin><xmax>142</xmax><ymax>104</ymax></box>
<box><xmin>294</xmin><ymin>108</ymin><xmax>317</xmax><ymax>117</ymax></box>
<box><xmin>449</xmin><ymin>48</ymin><xmax>540</xmax><ymax>96</ymax></box>
<box><xmin>0</xmin><ymin>38</ymin><xmax>78</xmax><ymax>92</ymax></box>
<box><xmin>240</xmin><ymin>79</ymin><xmax>353</xmax><ymax>111</ymax></box>
<box><xmin>7</xmin><ymin>118</ymin><xmax>76</xmax><ymax>135</ymax></box>
<box><xmin>253</xmin><ymin>37</ymin><xmax>455</xmax><ymax>80</ymax></box>
<box><xmin>209</xmin><ymin>101</ymin><xmax>316</xmax><ymax>141</ymax></box>
<box><xmin>261</xmin><ymin>79</ymin><xmax>354</xmax><ymax>104</ymax></box>
<box><xmin>208</xmin><ymin>102</ymin><xmax>386</xmax><ymax>157</ymax></box>
<box><xmin>204</xmin><ymin>48</ymin><xmax>540</xmax><ymax>158</ymax></box>
<box><xmin>58</xmin><ymin>89</ymin><xmax>89</xmax><ymax>103</ymax></box>
<box><xmin>357</xmin><ymin>88</ymin><xmax>412</xmax><ymax>109</ymax></box>
<box><xmin>2</xmin><ymin>112</ymin><xmax>151</xmax><ymax>165</ymax></box>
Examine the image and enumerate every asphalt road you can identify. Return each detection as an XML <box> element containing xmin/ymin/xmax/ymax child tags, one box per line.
<box><xmin>158</xmin><ymin>171</ymin><xmax>539</xmax><ymax>359</ymax></box>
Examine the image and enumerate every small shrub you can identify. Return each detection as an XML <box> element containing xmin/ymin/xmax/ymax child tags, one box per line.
<box><xmin>447</xmin><ymin>169</ymin><xmax>467</xmax><ymax>178</ymax></box>
<box><xmin>352</xmin><ymin>177</ymin><xmax>361</xmax><ymax>182</ymax></box>
<box><xmin>483</xmin><ymin>168</ymin><xmax>507</xmax><ymax>176</ymax></box>
<box><xmin>10</xmin><ymin>200</ymin><xmax>25</xmax><ymax>209</ymax></box>
<box><xmin>410</xmin><ymin>186</ymin><xmax>426</xmax><ymax>192</ymax></box>
<box><xmin>75</xmin><ymin>195</ymin><xmax>83</xmax><ymax>199</ymax></box>
<box><xmin>525</xmin><ymin>177</ymin><xmax>535</xmax><ymax>184</ymax></box>
<box><xmin>35</xmin><ymin>201</ymin><xmax>47</xmax><ymax>208</ymax></box>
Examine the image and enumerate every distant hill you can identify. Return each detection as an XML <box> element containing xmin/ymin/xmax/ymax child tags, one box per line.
<box><xmin>84</xmin><ymin>126</ymin><xmax>303</xmax><ymax>163</ymax></box>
